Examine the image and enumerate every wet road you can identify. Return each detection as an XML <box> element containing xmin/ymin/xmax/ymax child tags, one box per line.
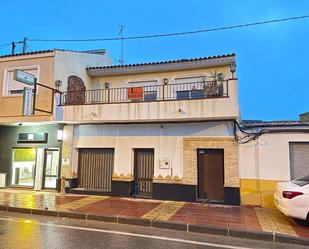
<box><xmin>0</xmin><ymin>211</ymin><xmax>307</xmax><ymax>249</ymax></box>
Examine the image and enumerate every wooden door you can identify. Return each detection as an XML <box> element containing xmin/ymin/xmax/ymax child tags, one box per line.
<box><xmin>134</xmin><ymin>149</ymin><xmax>154</xmax><ymax>197</ymax></box>
<box><xmin>198</xmin><ymin>149</ymin><xmax>224</xmax><ymax>201</ymax></box>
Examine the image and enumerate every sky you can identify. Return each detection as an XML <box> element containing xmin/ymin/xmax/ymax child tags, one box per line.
<box><xmin>1</xmin><ymin>0</ymin><xmax>308</xmax><ymax>121</ymax></box>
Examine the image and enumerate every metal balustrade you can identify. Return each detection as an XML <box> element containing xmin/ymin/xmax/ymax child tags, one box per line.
<box><xmin>59</xmin><ymin>80</ymin><xmax>229</xmax><ymax>106</ymax></box>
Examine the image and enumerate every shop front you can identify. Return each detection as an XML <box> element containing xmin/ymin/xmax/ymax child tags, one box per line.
<box><xmin>0</xmin><ymin>124</ymin><xmax>62</xmax><ymax>191</ymax></box>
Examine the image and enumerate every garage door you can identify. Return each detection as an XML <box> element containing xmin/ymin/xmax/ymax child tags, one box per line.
<box><xmin>289</xmin><ymin>143</ymin><xmax>309</xmax><ymax>180</ymax></box>
<box><xmin>78</xmin><ymin>148</ymin><xmax>114</xmax><ymax>192</ymax></box>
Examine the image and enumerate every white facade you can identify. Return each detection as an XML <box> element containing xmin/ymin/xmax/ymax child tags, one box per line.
<box><xmin>239</xmin><ymin>126</ymin><xmax>309</xmax><ymax>207</ymax></box>
<box><xmin>69</xmin><ymin>121</ymin><xmax>234</xmax><ymax>180</ymax></box>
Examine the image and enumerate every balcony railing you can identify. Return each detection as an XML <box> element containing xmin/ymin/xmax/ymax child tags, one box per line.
<box><xmin>59</xmin><ymin>80</ymin><xmax>229</xmax><ymax>106</ymax></box>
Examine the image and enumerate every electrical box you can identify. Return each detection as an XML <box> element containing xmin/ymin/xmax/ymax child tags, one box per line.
<box><xmin>0</xmin><ymin>173</ymin><xmax>7</xmax><ymax>188</ymax></box>
<box><xmin>159</xmin><ymin>159</ymin><xmax>170</xmax><ymax>169</ymax></box>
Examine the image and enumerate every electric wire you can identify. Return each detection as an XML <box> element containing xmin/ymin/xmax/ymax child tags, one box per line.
<box><xmin>28</xmin><ymin>14</ymin><xmax>309</xmax><ymax>42</ymax></box>
<box><xmin>0</xmin><ymin>42</ymin><xmax>11</xmax><ymax>47</ymax></box>
<box><xmin>234</xmin><ymin>120</ymin><xmax>309</xmax><ymax>144</ymax></box>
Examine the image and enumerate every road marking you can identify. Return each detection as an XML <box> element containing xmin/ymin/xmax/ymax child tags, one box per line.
<box><xmin>0</xmin><ymin>217</ymin><xmax>259</xmax><ymax>249</ymax></box>
<box><xmin>142</xmin><ymin>201</ymin><xmax>185</xmax><ymax>220</ymax></box>
<box><xmin>255</xmin><ymin>208</ymin><xmax>298</xmax><ymax>237</ymax></box>
<box><xmin>57</xmin><ymin>196</ymin><xmax>109</xmax><ymax>211</ymax></box>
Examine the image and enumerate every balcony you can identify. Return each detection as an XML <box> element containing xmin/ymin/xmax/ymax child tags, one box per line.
<box><xmin>59</xmin><ymin>80</ymin><xmax>238</xmax><ymax>123</ymax></box>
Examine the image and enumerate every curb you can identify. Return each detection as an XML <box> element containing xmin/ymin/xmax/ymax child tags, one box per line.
<box><xmin>1</xmin><ymin>205</ymin><xmax>309</xmax><ymax>246</ymax></box>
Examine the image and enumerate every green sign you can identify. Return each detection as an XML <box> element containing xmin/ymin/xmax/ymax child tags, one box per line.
<box><xmin>14</xmin><ymin>69</ymin><xmax>37</xmax><ymax>85</ymax></box>
<box><xmin>22</xmin><ymin>87</ymin><xmax>33</xmax><ymax>116</ymax></box>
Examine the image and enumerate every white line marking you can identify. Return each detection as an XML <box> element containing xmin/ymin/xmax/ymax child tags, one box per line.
<box><xmin>0</xmin><ymin>217</ymin><xmax>259</xmax><ymax>249</ymax></box>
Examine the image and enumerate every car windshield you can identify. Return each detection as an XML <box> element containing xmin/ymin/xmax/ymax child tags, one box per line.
<box><xmin>292</xmin><ymin>175</ymin><xmax>309</xmax><ymax>187</ymax></box>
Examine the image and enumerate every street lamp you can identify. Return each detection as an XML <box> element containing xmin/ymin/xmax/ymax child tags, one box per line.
<box><xmin>229</xmin><ymin>64</ymin><xmax>236</xmax><ymax>79</ymax></box>
<box><xmin>55</xmin><ymin>80</ymin><xmax>62</xmax><ymax>90</ymax></box>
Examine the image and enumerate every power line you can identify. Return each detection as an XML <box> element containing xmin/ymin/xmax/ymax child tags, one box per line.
<box><xmin>0</xmin><ymin>42</ymin><xmax>12</xmax><ymax>47</ymax></box>
<box><xmin>0</xmin><ymin>40</ymin><xmax>24</xmax><ymax>47</ymax></box>
<box><xmin>29</xmin><ymin>14</ymin><xmax>309</xmax><ymax>43</ymax></box>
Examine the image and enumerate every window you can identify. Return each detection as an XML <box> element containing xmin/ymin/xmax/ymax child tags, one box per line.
<box><xmin>3</xmin><ymin>66</ymin><xmax>39</xmax><ymax>96</ymax></box>
<box><xmin>174</xmin><ymin>76</ymin><xmax>205</xmax><ymax>100</ymax></box>
<box><xmin>127</xmin><ymin>79</ymin><xmax>158</xmax><ymax>101</ymax></box>
<box><xmin>11</xmin><ymin>148</ymin><xmax>36</xmax><ymax>187</ymax></box>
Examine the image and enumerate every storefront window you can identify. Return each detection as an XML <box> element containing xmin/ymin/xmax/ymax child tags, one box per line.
<box><xmin>11</xmin><ymin>148</ymin><xmax>36</xmax><ymax>187</ymax></box>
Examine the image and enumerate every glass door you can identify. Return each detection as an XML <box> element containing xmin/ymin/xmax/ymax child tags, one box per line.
<box><xmin>43</xmin><ymin>149</ymin><xmax>60</xmax><ymax>189</ymax></box>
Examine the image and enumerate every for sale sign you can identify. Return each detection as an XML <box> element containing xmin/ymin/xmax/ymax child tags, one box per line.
<box><xmin>128</xmin><ymin>87</ymin><xmax>143</xmax><ymax>100</ymax></box>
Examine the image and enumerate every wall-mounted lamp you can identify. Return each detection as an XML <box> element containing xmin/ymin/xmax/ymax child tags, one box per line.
<box><xmin>57</xmin><ymin>130</ymin><xmax>63</xmax><ymax>141</ymax></box>
<box><xmin>163</xmin><ymin>78</ymin><xmax>169</xmax><ymax>85</ymax></box>
<box><xmin>55</xmin><ymin>80</ymin><xmax>62</xmax><ymax>90</ymax></box>
<box><xmin>104</xmin><ymin>82</ymin><xmax>110</xmax><ymax>89</ymax></box>
<box><xmin>229</xmin><ymin>64</ymin><xmax>236</xmax><ymax>78</ymax></box>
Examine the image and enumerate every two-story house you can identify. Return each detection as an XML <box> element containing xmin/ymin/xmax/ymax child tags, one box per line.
<box><xmin>0</xmin><ymin>49</ymin><xmax>111</xmax><ymax>191</ymax></box>
<box><xmin>59</xmin><ymin>54</ymin><xmax>240</xmax><ymax>204</ymax></box>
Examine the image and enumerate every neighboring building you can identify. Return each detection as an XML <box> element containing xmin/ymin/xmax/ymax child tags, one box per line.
<box><xmin>0</xmin><ymin>49</ymin><xmax>111</xmax><ymax>190</ymax></box>
<box><xmin>300</xmin><ymin>112</ymin><xmax>309</xmax><ymax>121</ymax></box>
<box><xmin>239</xmin><ymin>120</ymin><xmax>309</xmax><ymax>208</ymax></box>
<box><xmin>59</xmin><ymin>54</ymin><xmax>241</xmax><ymax>204</ymax></box>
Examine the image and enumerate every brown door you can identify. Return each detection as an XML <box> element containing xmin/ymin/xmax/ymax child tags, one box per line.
<box><xmin>78</xmin><ymin>148</ymin><xmax>114</xmax><ymax>192</ymax></box>
<box><xmin>198</xmin><ymin>149</ymin><xmax>224</xmax><ymax>201</ymax></box>
<box><xmin>134</xmin><ymin>149</ymin><xmax>154</xmax><ymax>198</ymax></box>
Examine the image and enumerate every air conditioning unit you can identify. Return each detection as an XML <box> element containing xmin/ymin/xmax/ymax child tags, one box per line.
<box><xmin>0</xmin><ymin>173</ymin><xmax>7</xmax><ymax>188</ymax></box>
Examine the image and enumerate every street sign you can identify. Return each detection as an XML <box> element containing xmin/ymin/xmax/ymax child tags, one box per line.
<box><xmin>14</xmin><ymin>69</ymin><xmax>36</xmax><ymax>85</ymax></box>
<box><xmin>22</xmin><ymin>87</ymin><xmax>33</xmax><ymax>116</ymax></box>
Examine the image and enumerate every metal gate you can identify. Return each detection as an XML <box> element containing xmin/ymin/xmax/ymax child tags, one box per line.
<box><xmin>134</xmin><ymin>149</ymin><xmax>154</xmax><ymax>197</ymax></box>
<box><xmin>78</xmin><ymin>148</ymin><xmax>114</xmax><ymax>191</ymax></box>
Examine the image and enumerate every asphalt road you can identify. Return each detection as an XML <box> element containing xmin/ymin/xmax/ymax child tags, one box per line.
<box><xmin>0</xmin><ymin>211</ymin><xmax>307</xmax><ymax>249</ymax></box>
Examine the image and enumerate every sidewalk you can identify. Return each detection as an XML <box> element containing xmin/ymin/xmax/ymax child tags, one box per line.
<box><xmin>0</xmin><ymin>189</ymin><xmax>308</xmax><ymax>245</ymax></box>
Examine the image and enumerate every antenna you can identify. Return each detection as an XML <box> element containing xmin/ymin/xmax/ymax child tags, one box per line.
<box><xmin>119</xmin><ymin>25</ymin><xmax>125</xmax><ymax>65</ymax></box>
<box><xmin>22</xmin><ymin>37</ymin><xmax>28</xmax><ymax>53</ymax></box>
<box><xmin>11</xmin><ymin>41</ymin><xmax>16</xmax><ymax>55</ymax></box>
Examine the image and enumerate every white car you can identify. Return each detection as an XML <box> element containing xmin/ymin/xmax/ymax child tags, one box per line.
<box><xmin>274</xmin><ymin>175</ymin><xmax>309</xmax><ymax>223</ymax></box>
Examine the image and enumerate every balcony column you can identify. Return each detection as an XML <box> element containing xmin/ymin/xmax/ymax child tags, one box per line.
<box><xmin>61</xmin><ymin>125</ymin><xmax>77</xmax><ymax>179</ymax></box>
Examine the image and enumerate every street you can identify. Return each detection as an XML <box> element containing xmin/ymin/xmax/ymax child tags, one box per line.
<box><xmin>0</xmin><ymin>211</ymin><xmax>306</xmax><ymax>249</ymax></box>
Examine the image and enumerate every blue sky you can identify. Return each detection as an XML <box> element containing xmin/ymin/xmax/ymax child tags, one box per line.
<box><xmin>1</xmin><ymin>0</ymin><xmax>308</xmax><ymax>120</ymax></box>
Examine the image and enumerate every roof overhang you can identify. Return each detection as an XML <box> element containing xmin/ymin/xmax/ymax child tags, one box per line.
<box><xmin>87</xmin><ymin>54</ymin><xmax>235</xmax><ymax>77</ymax></box>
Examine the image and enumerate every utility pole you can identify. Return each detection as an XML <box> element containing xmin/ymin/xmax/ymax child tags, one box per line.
<box><xmin>119</xmin><ymin>25</ymin><xmax>125</xmax><ymax>65</ymax></box>
<box><xmin>22</xmin><ymin>37</ymin><xmax>28</xmax><ymax>53</ymax></box>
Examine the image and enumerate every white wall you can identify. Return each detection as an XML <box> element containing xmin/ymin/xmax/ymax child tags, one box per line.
<box><xmin>54</xmin><ymin>50</ymin><xmax>111</xmax><ymax>91</ymax></box>
<box><xmin>54</xmin><ymin>50</ymin><xmax>112</xmax><ymax>121</ymax></box>
<box><xmin>239</xmin><ymin>132</ymin><xmax>309</xmax><ymax>181</ymax></box>
<box><xmin>72</xmin><ymin>121</ymin><xmax>234</xmax><ymax>179</ymax></box>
